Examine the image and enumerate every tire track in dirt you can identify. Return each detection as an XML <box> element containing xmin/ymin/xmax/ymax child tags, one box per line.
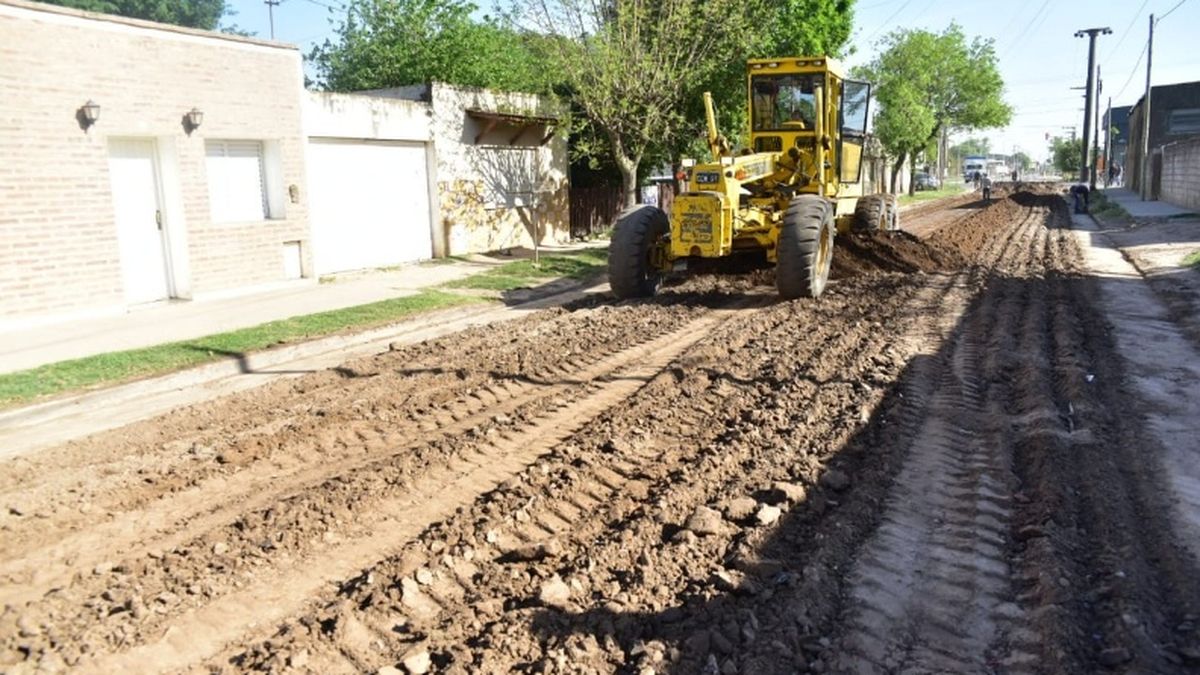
<box><xmin>54</xmin><ymin>301</ymin><xmax>760</xmax><ymax>673</ymax></box>
<box><xmin>829</xmin><ymin>198</ymin><xmax>1048</xmax><ymax>673</ymax></box>
<box><xmin>212</xmin><ymin>268</ymin><xmax>969</xmax><ymax>674</ymax></box>
<box><xmin>0</xmin><ymin>308</ymin><xmax>692</xmax><ymax>606</ymax></box>
<box><xmin>1005</xmin><ymin>197</ymin><xmax>1200</xmax><ymax>672</ymax></box>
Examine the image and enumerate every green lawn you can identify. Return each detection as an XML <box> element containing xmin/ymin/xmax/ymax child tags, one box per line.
<box><xmin>897</xmin><ymin>184</ymin><xmax>967</xmax><ymax>206</ymax></box>
<box><xmin>443</xmin><ymin>249</ymin><xmax>608</xmax><ymax>291</ymax></box>
<box><xmin>1090</xmin><ymin>192</ymin><xmax>1132</xmax><ymax>223</ymax></box>
<box><xmin>1184</xmin><ymin>250</ymin><xmax>1200</xmax><ymax>269</ymax></box>
<box><xmin>0</xmin><ymin>290</ymin><xmax>479</xmax><ymax>409</ymax></box>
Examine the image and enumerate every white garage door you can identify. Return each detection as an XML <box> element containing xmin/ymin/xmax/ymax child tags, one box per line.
<box><xmin>307</xmin><ymin>139</ymin><xmax>433</xmax><ymax>275</ymax></box>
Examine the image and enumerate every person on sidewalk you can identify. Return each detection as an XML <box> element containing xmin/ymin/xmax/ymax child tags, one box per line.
<box><xmin>1070</xmin><ymin>184</ymin><xmax>1090</xmax><ymax>214</ymax></box>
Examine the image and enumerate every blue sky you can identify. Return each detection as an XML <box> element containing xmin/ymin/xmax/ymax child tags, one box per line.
<box><xmin>228</xmin><ymin>0</ymin><xmax>1199</xmax><ymax>162</ymax></box>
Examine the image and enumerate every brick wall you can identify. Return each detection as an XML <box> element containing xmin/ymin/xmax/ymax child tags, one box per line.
<box><xmin>0</xmin><ymin>0</ymin><xmax>309</xmax><ymax>323</ymax></box>
<box><xmin>1161</xmin><ymin>137</ymin><xmax>1200</xmax><ymax>211</ymax></box>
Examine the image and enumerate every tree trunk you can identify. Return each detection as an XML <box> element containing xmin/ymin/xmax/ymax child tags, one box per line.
<box><xmin>890</xmin><ymin>152</ymin><xmax>907</xmax><ymax>194</ymax></box>
<box><xmin>908</xmin><ymin>153</ymin><xmax>918</xmax><ymax>196</ymax></box>
<box><xmin>609</xmin><ymin>133</ymin><xmax>641</xmax><ymax>209</ymax></box>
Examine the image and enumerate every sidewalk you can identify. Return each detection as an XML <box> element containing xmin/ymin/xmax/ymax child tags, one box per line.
<box><xmin>1100</xmin><ymin>186</ymin><xmax>1196</xmax><ymax>219</ymax></box>
<box><xmin>0</xmin><ymin>243</ymin><xmax>601</xmax><ymax>375</ymax></box>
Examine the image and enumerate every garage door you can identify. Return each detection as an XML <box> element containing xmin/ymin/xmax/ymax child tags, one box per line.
<box><xmin>307</xmin><ymin>139</ymin><xmax>433</xmax><ymax>275</ymax></box>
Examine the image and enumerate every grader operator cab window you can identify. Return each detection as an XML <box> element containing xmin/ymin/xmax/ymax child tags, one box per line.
<box><xmin>752</xmin><ymin>74</ymin><xmax>819</xmax><ymax>131</ymax></box>
<box><xmin>838</xmin><ymin>80</ymin><xmax>871</xmax><ymax>183</ymax></box>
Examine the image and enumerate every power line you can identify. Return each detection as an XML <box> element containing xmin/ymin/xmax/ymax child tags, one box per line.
<box><xmin>1002</xmin><ymin>0</ymin><xmax>1052</xmax><ymax>57</ymax></box>
<box><xmin>298</xmin><ymin>0</ymin><xmax>346</xmax><ymax>11</ymax></box>
<box><xmin>1109</xmin><ymin>1</ymin><xmax>1191</xmax><ymax>104</ymax></box>
<box><xmin>865</xmin><ymin>0</ymin><xmax>914</xmax><ymax>44</ymax></box>
<box><xmin>1158</xmin><ymin>0</ymin><xmax>1190</xmax><ymax>21</ymax></box>
<box><xmin>1112</xmin><ymin>40</ymin><xmax>1149</xmax><ymax>102</ymax></box>
<box><xmin>1105</xmin><ymin>0</ymin><xmax>1150</xmax><ymax>61</ymax></box>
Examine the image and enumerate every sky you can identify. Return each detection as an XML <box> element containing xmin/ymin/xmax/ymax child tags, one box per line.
<box><xmin>227</xmin><ymin>0</ymin><xmax>1200</xmax><ymax>163</ymax></box>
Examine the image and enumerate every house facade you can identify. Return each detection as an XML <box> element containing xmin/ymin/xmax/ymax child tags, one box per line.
<box><xmin>0</xmin><ymin>0</ymin><xmax>573</xmax><ymax>329</ymax></box>
<box><xmin>0</xmin><ymin>0</ymin><xmax>310</xmax><ymax>328</ymax></box>
<box><xmin>370</xmin><ymin>83</ymin><xmax>570</xmax><ymax>257</ymax></box>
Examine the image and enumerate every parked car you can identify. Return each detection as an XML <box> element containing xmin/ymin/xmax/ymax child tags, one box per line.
<box><xmin>914</xmin><ymin>172</ymin><xmax>940</xmax><ymax>191</ymax></box>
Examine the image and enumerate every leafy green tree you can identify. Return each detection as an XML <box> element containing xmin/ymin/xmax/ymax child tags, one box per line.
<box><xmin>1013</xmin><ymin>151</ymin><xmax>1032</xmax><ymax>171</ymax></box>
<box><xmin>856</xmin><ymin>24</ymin><xmax>1012</xmax><ymax>194</ymax></box>
<box><xmin>310</xmin><ymin>0</ymin><xmax>551</xmax><ymax>93</ymax></box>
<box><xmin>1049</xmin><ymin>136</ymin><xmax>1082</xmax><ymax>178</ymax></box>
<box><xmin>521</xmin><ymin>0</ymin><xmax>763</xmax><ymax>207</ymax></box>
<box><xmin>41</xmin><ymin>0</ymin><xmax>228</xmax><ymax>30</ymax></box>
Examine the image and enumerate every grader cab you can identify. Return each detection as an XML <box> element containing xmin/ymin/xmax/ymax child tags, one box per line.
<box><xmin>608</xmin><ymin>57</ymin><xmax>897</xmax><ymax>300</ymax></box>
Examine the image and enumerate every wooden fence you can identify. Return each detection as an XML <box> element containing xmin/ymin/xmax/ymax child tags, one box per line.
<box><xmin>569</xmin><ymin>185</ymin><xmax>624</xmax><ymax>239</ymax></box>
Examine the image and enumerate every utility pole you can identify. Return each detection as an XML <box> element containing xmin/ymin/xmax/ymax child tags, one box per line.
<box><xmin>265</xmin><ymin>0</ymin><xmax>280</xmax><ymax>39</ymax></box>
<box><xmin>1140</xmin><ymin>14</ymin><xmax>1154</xmax><ymax>200</ymax></box>
<box><xmin>1092</xmin><ymin>67</ymin><xmax>1102</xmax><ymax>190</ymax></box>
<box><xmin>1104</xmin><ymin>96</ymin><xmax>1112</xmax><ymax>186</ymax></box>
<box><xmin>1074</xmin><ymin>27</ymin><xmax>1111</xmax><ymax>184</ymax></box>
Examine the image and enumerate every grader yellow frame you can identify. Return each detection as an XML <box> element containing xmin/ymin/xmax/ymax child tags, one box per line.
<box><xmin>608</xmin><ymin>57</ymin><xmax>898</xmax><ymax>300</ymax></box>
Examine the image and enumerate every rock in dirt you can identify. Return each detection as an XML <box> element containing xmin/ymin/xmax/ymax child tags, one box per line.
<box><xmin>819</xmin><ymin>469</ymin><xmax>851</xmax><ymax>492</ymax></box>
<box><xmin>506</xmin><ymin>540</ymin><xmax>562</xmax><ymax>562</ymax></box>
<box><xmin>768</xmin><ymin>481</ymin><xmax>807</xmax><ymax>504</ymax></box>
<box><xmin>377</xmin><ymin>667</ymin><xmax>404</xmax><ymax>675</ymax></box>
<box><xmin>538</xmin><ymin>575</ymin><xmax>572</xmax><ymax>608</ymax></box>
<box><xmin>16</xmin><ymin>615</ymin><xmax>39</xmax><ymax>638</ymax></box>
<box><xmin>212</xmin><ymin>541</ymin><xmax>229</xmax><ymax>555</ymax></box>
<box><xmin>756</xmin><ymin>505</ymin><xmax>783</xmax><ymax>526</ymax></box>
<box><xmin>723</xmin><ymin>497</ymin><xmax>758</xmax><ymax>521</ymax></box>
<box><xmin>672</xmin><ymin>529</ymin><xmax>698</xmax><ymax>545</ymax></box>
<box><xmin>1098</xmin><ymin>647</ymin><xmax>1131</xmax><ymax>668</ymax></box>
<box><xmin>401</xmin><ymin>647</ymin><xmax>432</xmax><ymax>674</ymax></box>
<box><xmin>685</xmin><ymin>506</ymin><xmax>727</xmax><ymax>535</ymax></box>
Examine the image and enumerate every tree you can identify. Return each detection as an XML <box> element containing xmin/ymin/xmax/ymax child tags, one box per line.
<box><xmin>310</xmin><ymin>0</ymin><xmax>550</xmax><ymax>93</ymax></box>
<box><xmin>1012</xmin><ymin>151</ymin><xmax>1032</xmax><ymax>171</ymax></box>
<box><xmin>41</xmin><ymin>0</ymin><xmax>228</xmax><ymax>30</ymax></box>
<box><xmin>1049</xmin><ymin>136</ymin><xmax>1082</xmax><ymax>178</ymax></box>
<box><xmin>520</xmin><ymin>0</ymin><xmax>762</xmax><ymax>207</ymax></box>
<box><xmin>855</xmin><ymin>24</ymin><xmax>1012</xmax><ymax>194</ymax></box>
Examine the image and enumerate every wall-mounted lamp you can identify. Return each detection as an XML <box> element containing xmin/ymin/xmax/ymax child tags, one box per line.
<box><xmin>182</xmin><ymin>107</ymin><xmax>204</xmax><ymax>135</ymax></box>
<box><xmin>186</xmin><ymin>107</ymin><xmax>204</xmax><ymax>130</ymax></box>
<box><xmin>78</xmin><ymin>100</ymin><xmax>100</xmax><ymax>130</ymax></box>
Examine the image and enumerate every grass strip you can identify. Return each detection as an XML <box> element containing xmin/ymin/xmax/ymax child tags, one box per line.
<box><xmin>0</xmin><ymin>289</ymin><xmax>479</xmax><ymax>409</ymax></box>
<box><xmin>444</xmin><ymin>249</ymin><xmax>608</xmax><ymax>291</ymax></box>
<box><xmin>1183</xmin><ymin>250</ymin><xmax>1200</xmax><ymax>269</ymax></box>
<box><xmin>897</xmin><ymin>184</ymin><xmax>967</xmax><ymax>206</ymax></box>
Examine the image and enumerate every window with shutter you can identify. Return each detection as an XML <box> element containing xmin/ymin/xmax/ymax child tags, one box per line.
<box><xmin>205</xmin><ymin>140</ymin><xmax>269</xmax><ymax>223</ymax></box>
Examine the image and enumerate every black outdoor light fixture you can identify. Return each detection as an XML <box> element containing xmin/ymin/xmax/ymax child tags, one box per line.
<box><xmin>184</xmin><ymin>107</ymin><xmax>204</xmax><ymax>134</ymax></box>
<box><xmin>79</xmin><ymin>99</ymin><xmax>100</xmax><ymax>128</ymax></box>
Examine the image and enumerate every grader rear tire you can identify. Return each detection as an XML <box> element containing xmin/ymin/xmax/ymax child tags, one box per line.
<box><xmin>777</xmin><ymin>195</ymin><xmax>835</xmax><ymax>299</ymax></box>
<box><xmin>608</xmin><ymin>205</ymin><xmax>669</xmax><ymax>299</ymax></box>
<box><xmin>853</xmin><ymin>195</ymin><xmax>887</xmax><ymax>231</ymax></box>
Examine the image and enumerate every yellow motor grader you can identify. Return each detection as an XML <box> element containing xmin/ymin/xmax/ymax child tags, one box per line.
<box><xmin>608</xmin><ymin>57</ymin><xmax>898</xmax><ymax>300</ymax></box>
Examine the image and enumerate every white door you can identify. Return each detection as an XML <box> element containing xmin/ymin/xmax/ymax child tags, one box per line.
<box><xmin>108</xmin><ymin>139</ymin><xmax>170</xmax><ymax>304</ymax></box>
<box><xmin>307</xmin><ymin>139</ymin><xmax>433</xmax><ymax>275</ymax></box>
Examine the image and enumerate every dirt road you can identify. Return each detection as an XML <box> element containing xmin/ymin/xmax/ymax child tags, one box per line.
<box><xmin>2</xmin><ymin>190</ymin><xmax>1198</xmax><ymax>674</ymax></box>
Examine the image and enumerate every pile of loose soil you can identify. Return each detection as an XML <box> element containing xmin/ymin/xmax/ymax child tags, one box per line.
<box><xmin>831</xmin><ymin>229</ymin><xmax>967</xmax><ymax>279</ymax></box>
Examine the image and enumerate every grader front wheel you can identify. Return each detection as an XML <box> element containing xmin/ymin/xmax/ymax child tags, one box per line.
<box><xmin>608</xmin><ymin>205</ymin><xmax>669</xmax><ymax>299</ymax></box>
<box><xmin>777</xmin><ymin>195</ymin><xmax>835</xmax><ymax>299</ymax></box>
